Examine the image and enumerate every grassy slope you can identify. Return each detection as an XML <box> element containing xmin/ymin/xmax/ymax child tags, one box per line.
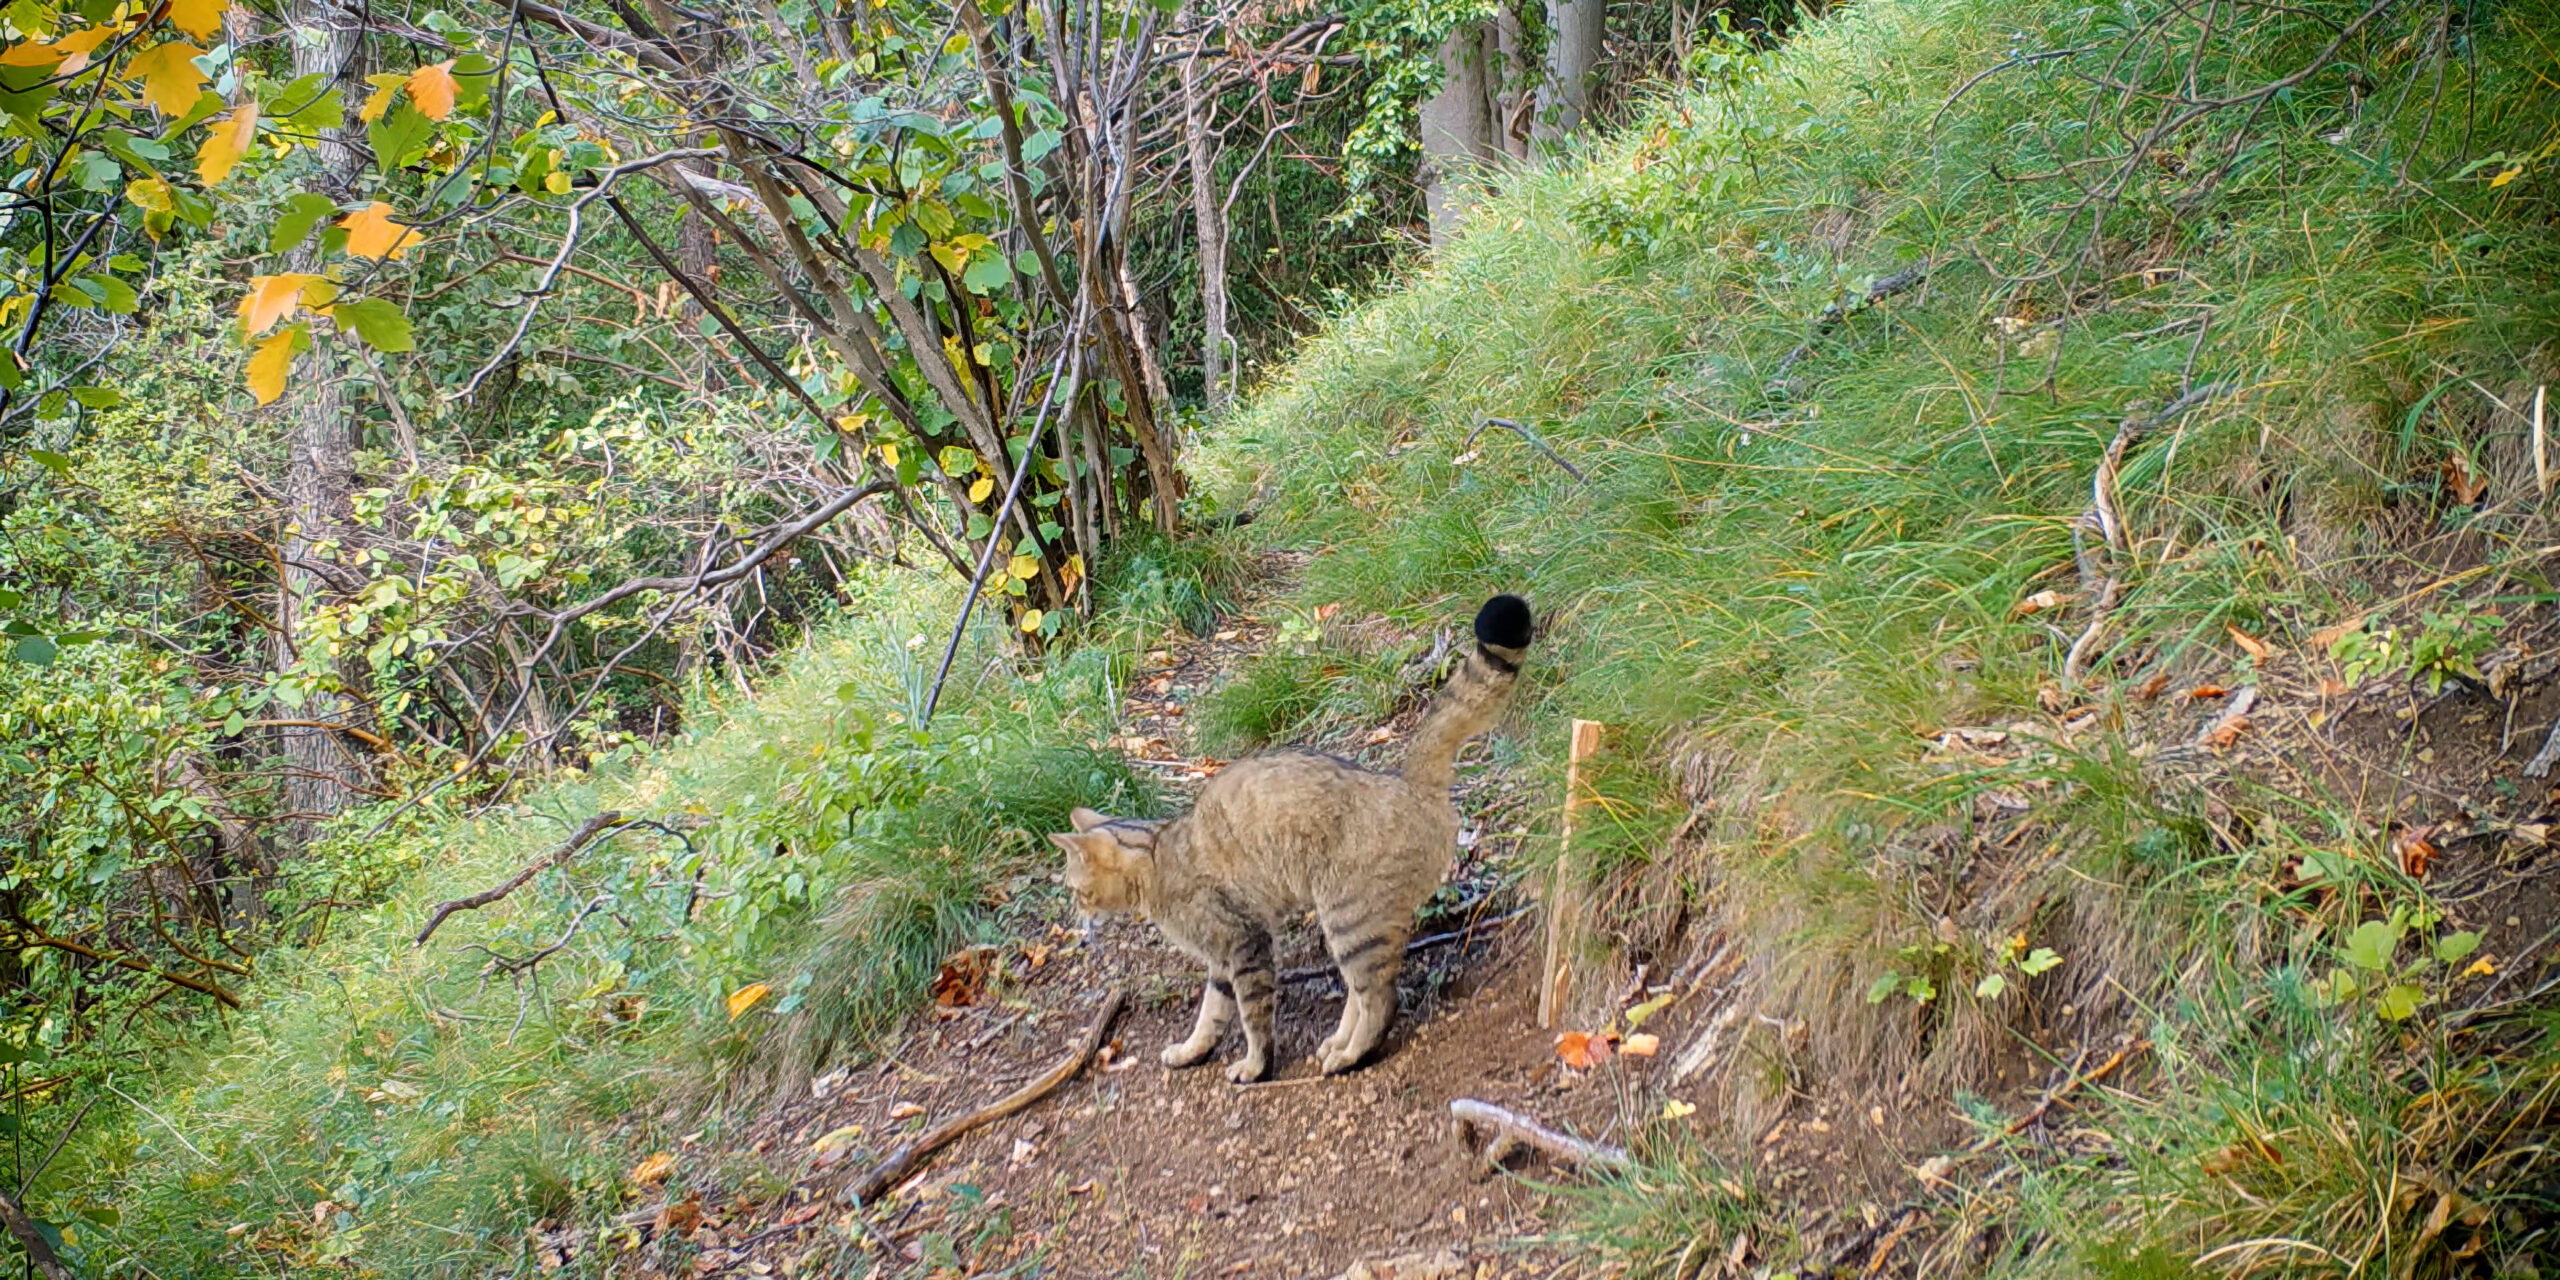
<box><xmin>1198</xmin><ymin>0</ymin><xmax>2560</xmax><ymax>1271</ymax></box>
<box><xmin>65</xmin><ymin>568</ymin><xmax>1202</xmax><ymax>1275</ymax></box>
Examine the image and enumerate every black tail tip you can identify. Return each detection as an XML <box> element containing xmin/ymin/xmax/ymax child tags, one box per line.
<box><xmin>1474</xmin><ymin>594</ymin><xmax>1533</xmax><ymax>650</ymax></box>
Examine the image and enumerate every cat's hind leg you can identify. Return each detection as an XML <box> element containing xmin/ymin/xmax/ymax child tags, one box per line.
<box><xmin>1161</xmin><ymin>977</ymin><xmax>1235</xmax><ymax>1068</ymax></box>
<box><xmin>1317</xmin><ymin>907</ymin><xmax>1412</xmax><ymax>1075</ymax></box>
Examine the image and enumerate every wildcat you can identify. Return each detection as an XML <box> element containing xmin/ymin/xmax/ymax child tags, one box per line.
<box><xmin>1048</xmin><ymin>595</ymin><xmax>1534</xmax><ymax>1082</ymax></box>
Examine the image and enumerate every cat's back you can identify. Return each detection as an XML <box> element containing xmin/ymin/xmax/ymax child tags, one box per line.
<box><xmin>1184</xmin><ymin>749</ymin><xmax>1443</xmax><ymax>895</ymax></box>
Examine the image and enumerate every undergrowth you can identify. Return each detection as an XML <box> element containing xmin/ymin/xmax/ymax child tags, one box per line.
<box><xmin>49</xmin><ymin>568</ymin><xmax>1195</xmax><ymax>1276</ymax></box>
<box><xmin>1195</xmin><ymin>0</ymin><xmax>2560</xmax><ymax>1269</ymax></box>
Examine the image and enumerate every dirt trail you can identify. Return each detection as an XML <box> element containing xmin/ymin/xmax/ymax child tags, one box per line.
<box><xmin>703</xmin><ymin>562</ymin><xmax>1646</xmax><ymax>1279</ymax></box>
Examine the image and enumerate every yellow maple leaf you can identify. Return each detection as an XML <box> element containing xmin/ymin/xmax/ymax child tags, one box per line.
<box><xmin>1661</xmin><ymin>1098</ymin><xmax>1698</xmax><ymax>1120</ymax></box>
<box><xmin>1008</xmin><ymin>553</ymin><xmax>1040</xmax><ymax>581</ymax></box>
<box><xmin>245</xmin><ymin>328</ymin><xmax>298</xmax><ymax>405</ymax></box>
<box><xmin>0</xmin><ymin>43</ymin><xmax>63</xmax><ymax>70</ymax></box>
<box><xmin>629</xmin><ymin>1151</ymin><xmax>676</xmax><ymax>1185</ymax></box>
<box><xmin>359</xmin><ymin>72</ymin><xmax>404</xmax><ymax>123</ymax></box>
<box><xmin>724</xmin><ymin>982</ymin><xmax>769</xmax><ymax>1020</ymax></box>
<box><xmin>237</xmin><ymin>273</ymin><xmax>315</xmax><ymax>336</ymax></box>
<box><xmin>339</xmin><ymin>202</ymin><xmax>418</xmax><ymax>260</ymax></box>
<box><xmin>51</xmin><ymin>25</ymin><xmax>116</xmax><ymax>77</ymax></box>
<box><xmin>405</xmin><ymin>60</ymin><xmax>458</xmax><ymax>121</ymax></box>
<box><xmin>194</xmin><ymin>101</ymin><xmax>258</xmax><ymax>185</ymax></box>
<box><xmin>126</xmin><ymin>41</ymin><xmax>209</xmax><ymax>116</ymax></box>
<box><xmin>166</xmin><ymin>0</ymin><xmax>229</xmax><ymax>41</ymax></box>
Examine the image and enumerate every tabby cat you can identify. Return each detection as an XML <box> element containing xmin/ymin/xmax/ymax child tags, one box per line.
<box><xmin>1049</xmin><ymin>595</ymin><xmax>1534</xmax><ymax>1082</ymax></box>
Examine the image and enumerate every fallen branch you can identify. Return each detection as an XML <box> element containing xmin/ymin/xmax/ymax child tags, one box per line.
<box><xmin>1968</xmin><ymin>1039</ymin><xmax>2143</xmax><ymax>1151</ymax></box>
<box><xmin>2062</xmin><ymin>383</ymin><xmax>2237</xmax><ymax>684</ymax></box>
<box><xmin>0</xmin><ymin>1187</ymin><xmax>70</xmax><ymax>1280</ymax></box>
<box><xmin>845</xmin><ymin>988</ymin><xmax>1126</xmax><ymax>1206</ymax></box>
<box><xmin>1457</xmin><ymin>418</ymin><xmax>1586</xmax><ymax>484</ymax></box>
<box><xmin>1768</xmin><ymin>262</ymin><xmax>1931</xmax><ymax>390</ymax></box>
<box><xmin>1278</xmin><ymin>905</ymin><xmax>1532</xmax><ymax>984</ymax></box>
<box><xmin>1448</xmin><ymin>1098</ymin><xmax>1630</xmax><ymax>1175</ymax></box>
<box><xmin>416</xmin><ymin>811</ymin><xmax>623</xmax><ymax>946</ymax></box>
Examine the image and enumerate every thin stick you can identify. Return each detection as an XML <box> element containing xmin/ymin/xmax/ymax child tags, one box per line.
<box><xmin>845</xmin><ymin>988</ymin><xmax>1126</xmax><ymax>1205</ymax></box>
<box><xmin>1449</xmin><ymin>1098</ymin><xmax>1630</xmax><ymax>1172</ymax></box>
<box><xmin>415</xmin><ymin>811</ymin><xmax>623</xmax><ymax>946</ymax></box>
<box><xmin>1278</xmin><ymin>905</ymin><xmax>1533</xmax><ymax>984</ymax></box>
<box><xmin>1541</xmin><ymin>721</ymin><xmax>1605</xmax><ymax>1029</ymax></box>
<box><xmin>1460</xmin><ymin>418</ymin><xmax>1586</xmax><ymax>483</ymax></box>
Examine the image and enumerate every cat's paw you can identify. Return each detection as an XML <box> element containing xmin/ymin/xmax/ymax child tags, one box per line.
<box><xmin>1317</xmin><ymin>1026</ymin><xmax>1348</xmax><ymax>1060</ymax></box>
<box><xmin>1319</xmin><ymin>1042</ymin><xmax>1368</xmax><ymax>1075</ymax></box>
<box><xmin>1224</xmin><ymin>1053</ymin><xmax>1270</xmax><ymax>1085</ymax></box>
<box><xmin>1161</xmin><ymin>1039</ymin><xmax>1215</xmax><ymax>1069</ymax></box>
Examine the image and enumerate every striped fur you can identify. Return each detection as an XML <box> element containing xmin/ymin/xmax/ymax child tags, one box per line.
<box><xmin>1050</xmin><ymin>595</ymin><xmax>1533</xmax><ymax>1081</ymax></box>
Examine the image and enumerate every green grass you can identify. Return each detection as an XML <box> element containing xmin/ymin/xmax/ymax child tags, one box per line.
<box><xmin>48</xmin><ymin>570</ymin><xmax>1188</xmax><ymax>1277</ymax></box>
<box><xmin>1195</xmin><ymin>0</ymin><xmax>2560</xmax><ymax>1268</ymax></box>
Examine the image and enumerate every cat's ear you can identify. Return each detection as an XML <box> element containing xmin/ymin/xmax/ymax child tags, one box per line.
<box><xmin>1069</xmin><ymin>806</ymin><xmax>1110</xmax><ymax>832</ymax></box>
<box><xmin>1047</xmin><ymin>831</ymin><xmax>1092</xmax><ymax>858</ymax></box>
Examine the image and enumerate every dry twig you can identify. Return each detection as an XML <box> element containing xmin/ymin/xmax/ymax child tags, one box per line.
<box><xmin>1448</xmin><ymin>1098</ymin><xmax>1631</xmax><ymax>1174</ymax></box>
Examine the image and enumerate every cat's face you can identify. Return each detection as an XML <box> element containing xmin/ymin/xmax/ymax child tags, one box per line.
<box><xmin>1047</xmin><ymin>807</ymin><xmax>1155</xmax><ymax>914</ymax></box>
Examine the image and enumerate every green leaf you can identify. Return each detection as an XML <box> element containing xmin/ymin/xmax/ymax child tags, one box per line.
<box><xmin>1865</xmin><ymin>971</ymin><xmax>1901</xmax><ymax>1004</ymax></box>
<box><xmin>2019</xmin><ymin>947</ymin><xmax>2062</xmax><ymax>975</ymax></box>
<box><xmin>0</xmin><ymin>352</ymin><xmax>19</xmax><ymax>391</ymax></box>
<box><xmin>26</xmin><ymin>450</ymin><xmax>71</xmax><ymax>477</ymax></box>
<box><xmin>0</xmin><ymin>587</ymin><xmax>19</xmax><ymax>609</ymax></box>
<box><xmin>334</xmin><ymin>297</ymin><xmax>415</xmax><ymax>352</ymax></box>
<box><xmin>9</xmin><ymin>636</ymin><xmax>57</xmax><ymax>666</ymax></box>
<box><xmin>1974</xmin><ymin>972</ymin><xmax>2007</xmax><ymax>999</ymax></box>
<box><xmin>71</xmin><ymin>386</ymin><xmax>122</xmax><ymax>409</ymax></box>
<box><xmin>2343</xmin><ymin>919</ymin><xmax>2403</xmax><ymax>972</ymax></box>
<box><xmin>367</xmin><ymin>102</ymin><xmax>436</xmax><ymax>172</ymax></box>
<box><xmin>2374</xmin><ymin>983</ymin><xmax>2423</xmax><ymax>1022</ymax></box>
<box><xmin>78</xmin><ymin>273</ymin><xmax>138</xmax><ymax>313</ymax></box>
<box><xmin>962</xmin><ymin>253</ymin><xmax>1012</xmax><ymax>294</ymax></box>
<box><xmin>2434</xmin><ymin>930</ymin><xmax>2481</xmax><ymax>965</ymax></box>
<box><xmin>270</xmin><ymin>192</ymin><xmax>339</xmax><ymax>254</ymax></box>
<box><xmin>1903</xmin><ymin>975</ymin><xmax>1937</xmax><ymax>1002</ymax></box>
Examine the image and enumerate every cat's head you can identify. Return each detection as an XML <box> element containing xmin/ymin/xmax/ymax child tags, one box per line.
<box><xmin>1046</xmin><ymin>807</ymin><xmax>1157</xmax><ymax>914</ymax></box>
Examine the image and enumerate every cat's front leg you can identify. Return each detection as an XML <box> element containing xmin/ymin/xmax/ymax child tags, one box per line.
<box><xmin>1223</xmin><ymin>927</ymin><xmax>1278</xmax><ymax>1084</ymax></box>
<box><xmin>1162</xmin><ymin>976</ymin><xmax>1234</xmax><ymax>1068</ymax></box>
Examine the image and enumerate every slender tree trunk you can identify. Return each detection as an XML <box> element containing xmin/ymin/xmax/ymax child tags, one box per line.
<box><xmin>1533</xmin><ymin>0</ymin><xmax>1605</xmax><ymax>145</ymax></box>
<box><xmin>1493</xmin><ymin>5</ymin><xmax>1532</xmax><ymax>161</ymax></box>
<box><xmin>1177</xmin><ymin>1</ymin><xmax>1231</xmax><ymax>410</ymax></box>
<box><xmin>277</xmin><ymin>0</ymin><xmax>372</xmax><ymax>832</ymax></box>
<box><xmin>1418</xmin><ymin>20</ymin><xmax>1494</xmax><ymax>246</ymax></box>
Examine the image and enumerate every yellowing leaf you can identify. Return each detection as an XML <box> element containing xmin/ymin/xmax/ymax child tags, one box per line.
<box><xmin>245</xmin><ymin>328</ymin><xmax>298</xmax><ymax>405</ymax></box>
<box><xmin>0</xmin><ymin>43</ymin><xmax>63</xmax><ymax>69</ymax></box>
<box><xmin>299</xmin><ymin>276</ymin><xmax>340</xmax><ymax>309</ymax></box>
<box><xmin>1018</xmin><ymin>609</ymin><xmax>1044</xmax><ymax>633</ymax></box>
<box><xmin>968</xmin><ymin>476</ymin><xmax>994</xmax><ymax>502</ymax></box>
<box><xmin>126</xmin><ymin>41</ymin><xmax>209</xmax><ymax>115</ymax></box>
<box><xmin>1622</xmin><ymin>1032</ymin><xmax>1661</xmax><ymax>1056</ymax></box>
<box><xmin>405</xmin><ymin>60</ymin><xmax>458</xmax><ymax>120</ymax></box>
<box><xmin>2466</xmin><ymin>957</ymin><xmax>2498</xmax><ymax>977</ymax></box>
<box><xmin>237</xmin><ymin>274</ymin><xmax>313</xmax><ymax>336</ymax></box>
<box><xmin>629</xmin><ymin>1152</ymin><xmax>677</xmax><ymax>1185</ymax></box>
<box><xmin>1008</xmin><ymin>553</ymin><xmax>1040</xmax><ymax>581</ymax></box>
<box><xmin>125</xmin><ymin>178</ymin><xmax>176</xmax><ymax>214</ymax></box>
<box><xmin>1661</xmin><ymin>1098</ymin><xmax>1697</xmax><ymax>1119</ymax></box>
<box><xmin>195</xmin><ymin>101</ymin><xmax>258</xmax><ymax>185</ymax></box>
<box><xmin>51</xmin><ymin>24</ymin><xmax>116</xmax><ymax>75</ymax></box>
<box><xmin>2490</xmin><ymin>166</ymin><xmax>2522</xmax><ymax>188</ymax></box>
<box><xmin>810</xmin><ymin>1125</ymin><xmax>864</xmax><ymax>1156</ymax></box>
<box><xmin>879</xmin><ymin>441</ymin><xmax>900</xmax><ymax>467</ymax></box>
<box><xmin>725</xmin><ymin>982</ymin><xmax>769</xmax><ymax>1020</ymax></box>
<box><xmin>2227</xmin><ymin>625</ymin><xmax>2272</xmax><ymax>660</ymax></box>
<box><xmin>1624</xmin><ymin>991</ymin><xmax>1676</xmax><ymax>1029</ymax></box>
<box><xmin>167</xmin><ymin>0</ymin><xmax>229</xmax><ymax>40</ymax></box>
<box><xmin>339</xmin><ymin>202</ymin><xmax>418</xmax><ymax>260</ymax></box>
<box><xmin>359</xmin><ymin>73</ymin><xmax>404</xmax><ymax>123</ymax></box>
<box><xmin>543</xmin><ymin>169</ymin><xmax>571</xmax><ymax>194</ymax></box>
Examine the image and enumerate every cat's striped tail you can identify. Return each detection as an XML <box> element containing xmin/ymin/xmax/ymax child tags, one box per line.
<box><xmin>1400</xmin><ymin>595</ymin><xmax>1533</xmax><ymax>794</ymax></box>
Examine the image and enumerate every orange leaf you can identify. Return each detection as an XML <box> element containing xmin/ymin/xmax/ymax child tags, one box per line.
<box><xmin>629</xmin><ymin>1151</ymin><xmax>677</xmax><ymax>1185</ymax></box>
<box><xmin>724</xmin><ymin>982</ymin><xmax>769</xmax><ymax>1020</ymax></box>
<box><xmin>2131</xmin><ymin>670</ymin><xmax>2170</xmax><ymax>702</ymax></box>
<box><xmin>2188</xmin><ymin>684</ymin><xmax>2228</xmax><ymax>700</ymax></box>
<box><xmin>236</xmin><ymin>273</ymin><xmax>314</xmax><ymax>336</ymax></box>
<box><xmin>2226</xmin><ymin>625</ymin><xmax>2272</xmax><ymax>660</ymax></box>
<box><xmin>2203</xmin><ymin>715</ymin><xmax>2250</xmax><ymax>749</ymax></box>
<box><xmin>125</xmin><ymin>40</ymin><xmax>209</xmax><ymax>115</ymax></box>
<box><xmin>339</xmin><ymin>201</ymin><xmax>419</xmax><ymax>260</ymax></box>
<box><xmin>2393</xmin><ymin>824</ymin><xmax>2441</xmax><ymax>878</ymax></box>
<box><xmin>244</xmin><ymin>328</ymin><xmax>298</xmax><ymax>405</ymax></box>
<box><xmin>1621</xmin><ymin>1032</ymin><xmax>1661</xmax><ymax>1057</ymax></box>
<box><xmin>2319</xmin><ymin>676</ymin><xmax>2350</xmax><ymax>698</ymax></box>
<box><xmin>194</xmin><ymin>101</ymin><xmax>258</xmax><ymax>185</ymax></box>
<box><xmin>405</xmin><ymin>60</ymin><xmax>458</xmax><ymax>121</ymax></box>
<box><xmin>166</xmin><ymin>0</ymin><xmax>229</xmax><ymax>40</ymax></box>
<box><xmin>1556</xmin><ymin>1030</ymin><xmax>1612</xmax><ymax>1071</ymax></box>
<box><xmin>0</xmin><ymin>43</ymin><xmax>64</xmax><ymax>69</ymax></box>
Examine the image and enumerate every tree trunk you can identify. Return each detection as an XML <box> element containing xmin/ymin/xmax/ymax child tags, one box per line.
<box><xmin>276</xmin><ymin>0</ymin><xmax>372</xmax><ymax>832</ymax></box>
<box><xmin>1492</xmin><ymin>5</ymin><xmax>1532</xmax><ymax>161</ymax></box>
<box><xmin>1533</xmin><ymin>0</ymin><xmax>1605</xmax><ymax>146</ymax></box>
<box><xmin>1418</xmin><ymin>20</ymin><xmax>1494</xmax><ymax>246</ymax></box>
<box><xmin>1177</xmin><ymin>2</ymin><xmax>1230</xmax><ymax>410</ymax></box>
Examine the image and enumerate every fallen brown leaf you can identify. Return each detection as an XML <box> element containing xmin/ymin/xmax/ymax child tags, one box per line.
<box><xmin>2319</xmin><ymin>676</ymin><xmax>2350</xmax><ymax>698</ymax></box>
<box><xmin>2228</xmin><ymin>625</ymin><xmax>2273</xmax><ymax>660</ymax></box>
<box><xmin>888</xmin><ymin>1101</ymin><xmax>926</xmax><ymax>1120</ymax></box>
<box><xmin>631</xmin><ymin>1151</ymin><xmax>677</xmax><ymax>1186</ymax></box>
<box><xmin>2189</xmin><ymin>684</ymin><xmax>2229</xmax><ymax>699</ymax></box>
<box><xmin>1556</xmin><ymin>1030</ymin><xmax>1613</xmax><ymax>1070</ymax></box>
<box><xmin>2204</xmin><ymin>715</ymin><xmax>2251</xmax><ymax>749</ymax></box>
<box><xmin>2394</xmin><ymin>824</ymin><xmax>2442</xmax><ymax>878</ymax></box>
<box><xmin>2132</xmin><ymin>670</ymin><xmax>2171</xmax><ymax>701</ymax></box>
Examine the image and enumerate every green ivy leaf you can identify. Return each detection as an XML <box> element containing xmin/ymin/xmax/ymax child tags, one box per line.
<box><xmin>2374</xmin><ymin>983</ymin><xmax>2423</xmax><ymax>1022</ymax></box>
<box><xmin>961</xmin><ymin>253</ymin><xmax>1013</xmax><ymax>294</ymax></box>
<box><xmin>2019</xmin><ymin>947</ymin><xmax>2062</xmax><ymax>975</ymax></box>
<box><xmin>9</xmin><ymin>636</ymin><xmax>57</xmax><ymax>666</ymax></box>
<box><xmin>1974</xmin><ymin>972</ymin><xmax>2007</xmax><ymax>999</ymax></box>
